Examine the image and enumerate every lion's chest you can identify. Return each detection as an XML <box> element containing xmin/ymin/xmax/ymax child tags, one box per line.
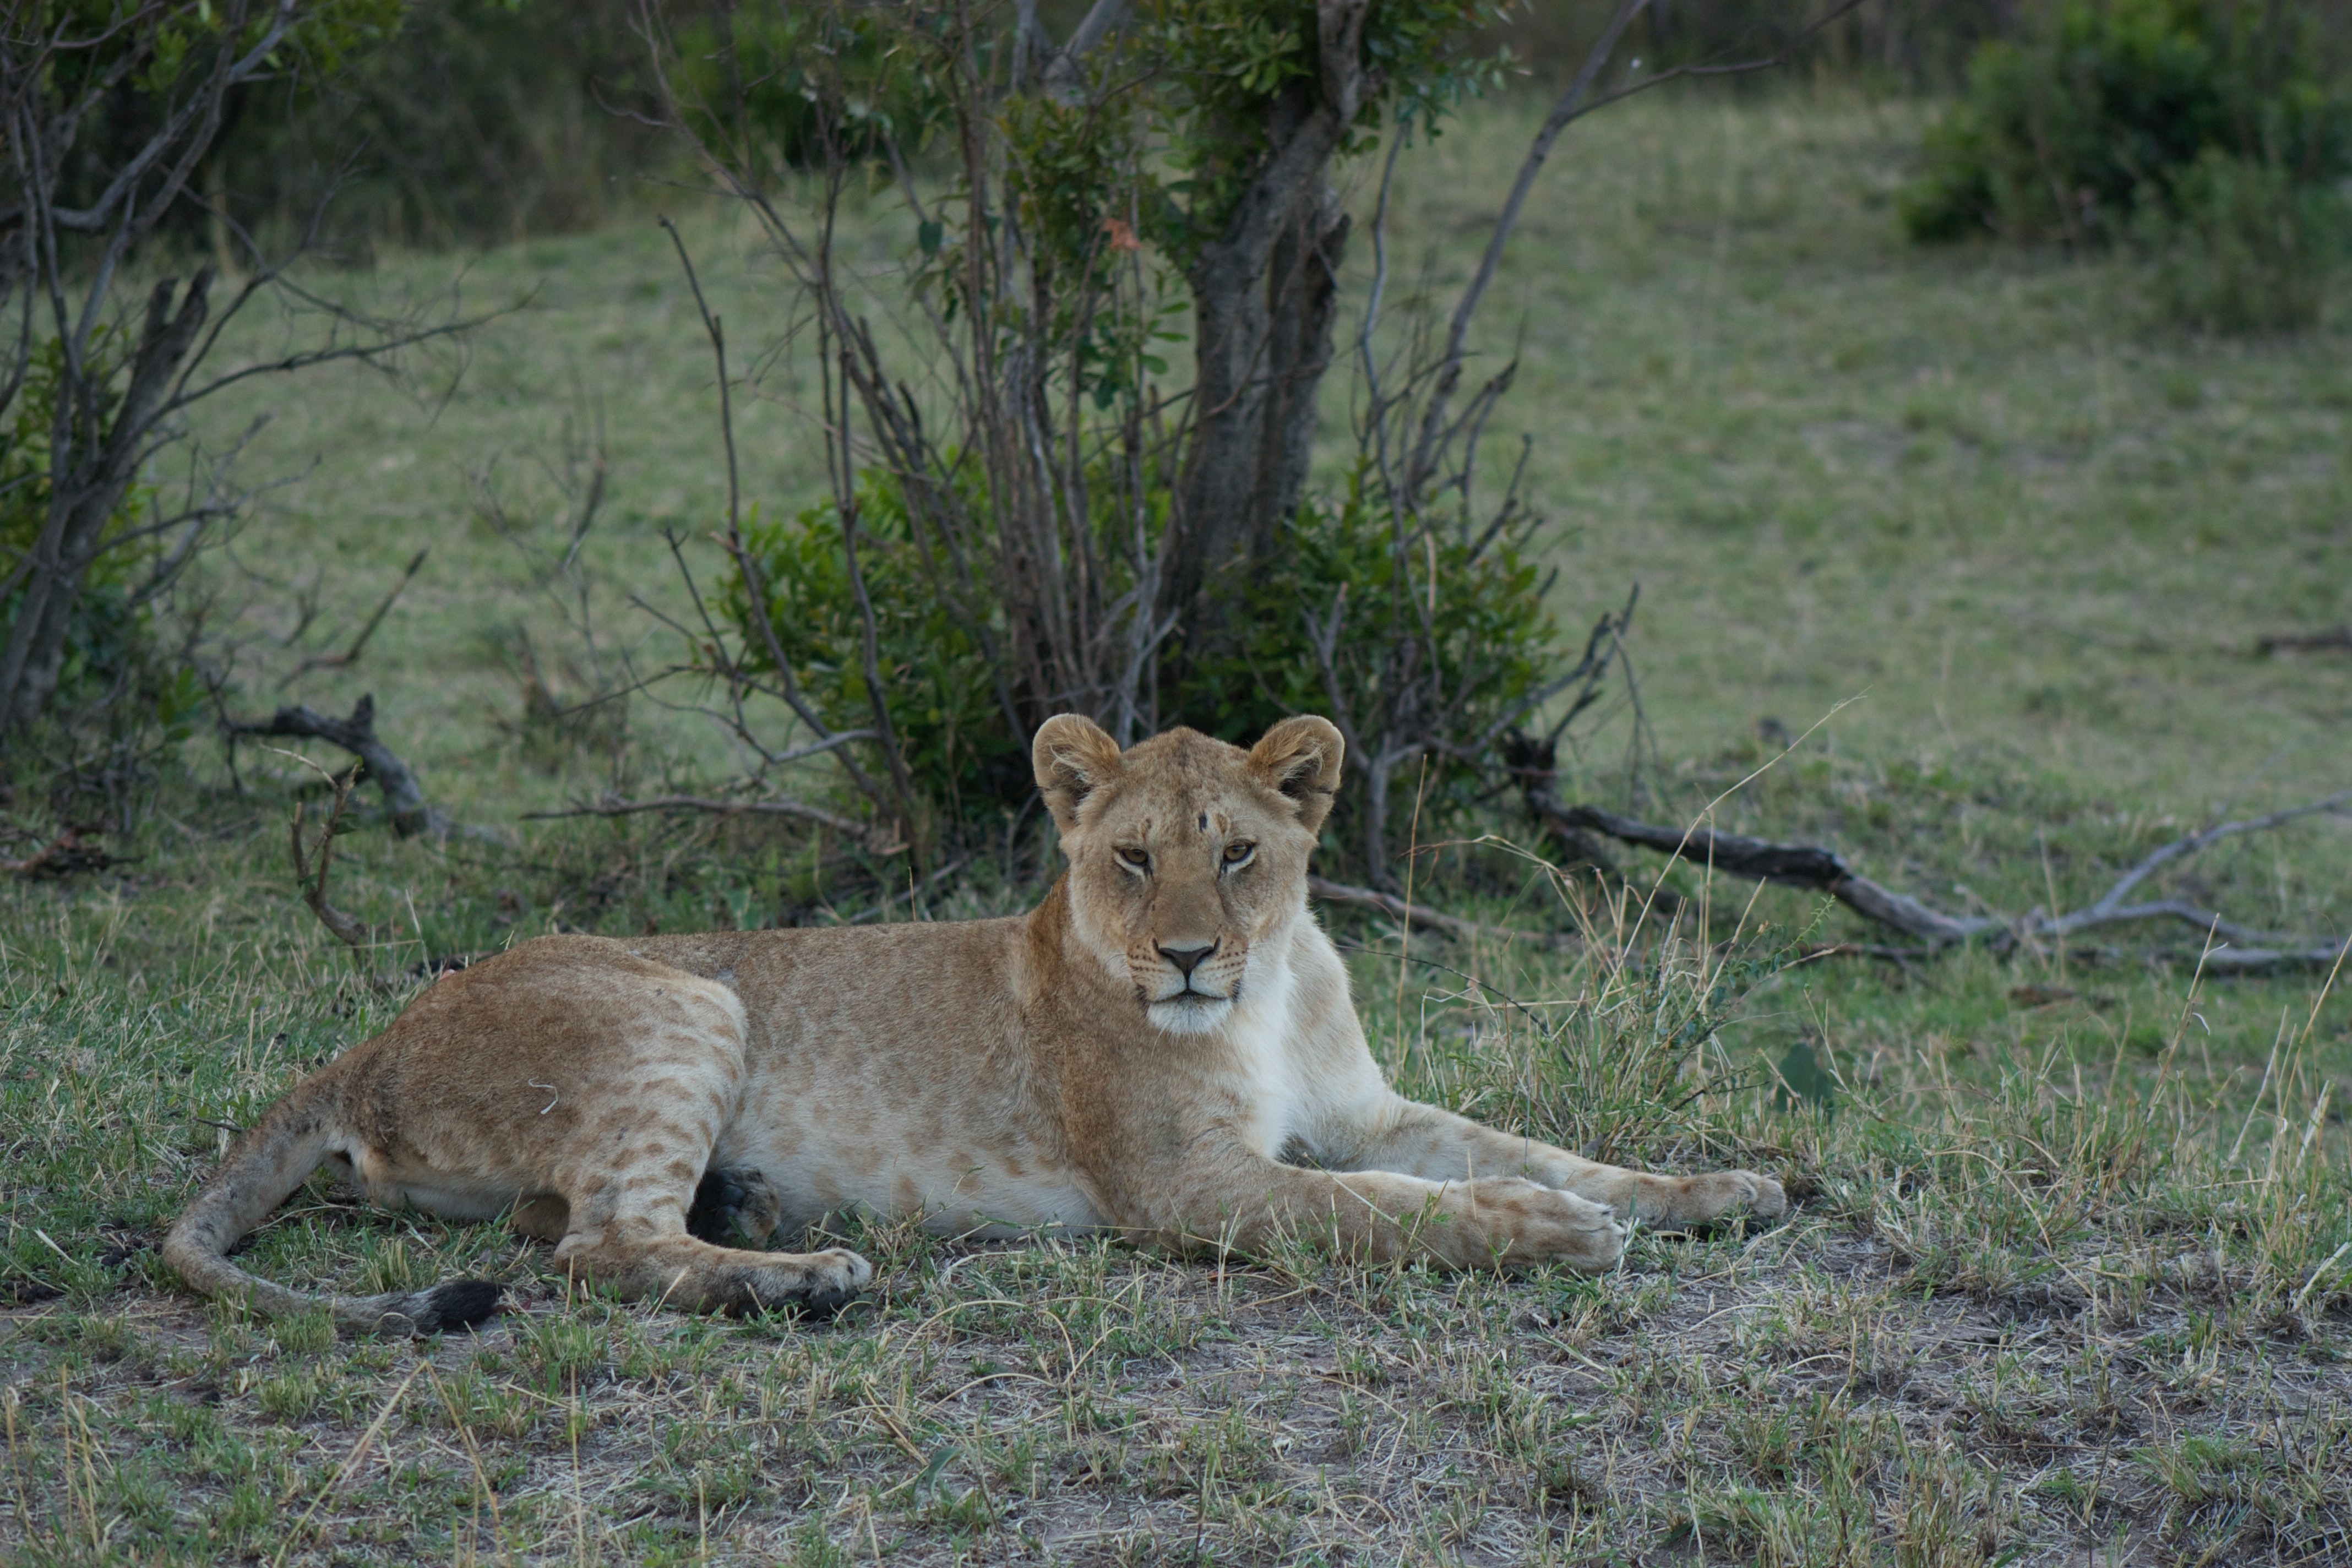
<box><xmin>1196</xmin><ymin>960</ymin><xmax>1315</xmax><ymax>1162</ymax></box>
<box><xmin>1222</xmin><ymin>1007</ymin><xmax>1305</xmax><ymax>1162</ymax></box>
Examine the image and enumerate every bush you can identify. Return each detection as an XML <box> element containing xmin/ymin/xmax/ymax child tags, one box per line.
<box><xmin>1901</xmin><ymin>0</ymin><xmax>2352</xmax><ymax>248</ymax></box>
<box><xmin>665</xmin><ymin>5</ymin><xmax>951</xmax><ymax>178</ymax></box>
<box><xmin>728</xmin><ymin>477</ymin><xmax>1032</xmax><ymax>837</ymax></box>
<box><xmin>0</xmin><ymin>333</ymin><xmax>164</xmax><ymax>727</ymax></box>
<box><xmin>1191</xmin><ymin>476</ymin><xmax>1563</xmax><ymax>867</ymax></box>
<box><xmin>208</xmin><ymin>0</ymin><xmax>672</xmax><ymax>254</ymax></box>
<box><xmin>727</xmin><ymin>465</ymin><xmax>1566</xmax><ymax>874</ymax></box>
<box><xmin>2142</xmin><ymin>148</ymin><xmax>2346</xmax><ymax>331</ymax></box>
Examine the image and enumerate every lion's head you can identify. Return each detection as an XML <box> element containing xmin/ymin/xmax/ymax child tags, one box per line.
<box><xmin>1032</xmin><ymin>714</ymin><xmax>1344</xmax><ymax>1035</ymax></box>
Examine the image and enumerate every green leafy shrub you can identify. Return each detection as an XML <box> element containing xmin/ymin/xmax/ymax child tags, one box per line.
<box><xmin>2141</xmin><ymin>146</ymin><xmax>2346</xmax><ymax>331</ymax></box>
<box><xmin>667</xmin><ymin>4</ymin><xmax>952</xmax><ymax>178</ymax></box>
<box><xmin>1901</xmin><ymin>0</ymin><xmax>2351</xmax><ymax>248</ymax></box>
<box><xmin>728</xmin><ymin>477</ymin><xmax>1030</xmax><ymax>835</ymax></box>
<box><xmin>0</xmin><ymin>331</ymin><xmax>163</xmax><ymax>722</ymax></box>
<box><xmin>728</xmin><ymin>464</ymin><xmax>1566</xmax><ymax>874</ymax></box>
<box><xmin>1190</xmin><ymin>476</ymin><xmax>1563</xmax><ymax>863</ymax></box>
<box><xmin>697</xmin><ymin>0</ymin><xmax>1571</xmax><ymax>877</ymax></box>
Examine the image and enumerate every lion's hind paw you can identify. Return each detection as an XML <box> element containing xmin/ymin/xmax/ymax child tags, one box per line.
<box><xmin>688</xmin><ymin>1166</ymin><xmax>785</xmax><ymax>1248</ymax></box>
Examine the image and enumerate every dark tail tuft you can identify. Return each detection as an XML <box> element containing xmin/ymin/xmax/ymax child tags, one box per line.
<box><xmin>407</xmin><ymin>1278</ymin><xmax>504</xmax><ymax>1332</ymax></box>
<box><xmin>369</xmin><ymin>1278</ymin><xmax>503</xmax><ymax>1335</ymax></box>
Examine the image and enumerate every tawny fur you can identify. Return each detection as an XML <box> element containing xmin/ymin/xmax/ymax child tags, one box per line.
<box><xmin>165</xmin><ymin>715</ymin><xmax>1786</xmax><ymax>1331</ymax></box>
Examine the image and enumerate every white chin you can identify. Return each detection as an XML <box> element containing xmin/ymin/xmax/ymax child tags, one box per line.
<box><xmin>1147</xmin><ymin>997</ymin><xmax>1233</xmax><ymax>1035</ymax></box>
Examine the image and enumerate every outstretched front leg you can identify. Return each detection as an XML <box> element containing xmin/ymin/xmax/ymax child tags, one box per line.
<box><xmin>1321</xmin><ymin>1096</ymin><xmax>1786</xmax><ymax>1230</ymax></box>
<box><xmin>1123</xmin><ymin>1135</ymin><xmax>1629</xmax><ymax>1273</ymax></box>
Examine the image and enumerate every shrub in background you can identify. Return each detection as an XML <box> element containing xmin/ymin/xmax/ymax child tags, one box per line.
<box><xmin>665</xmin><ymin>5</ymin><xmax>951</xmax><ymax>179</ymax></box>
<box><xmin>2</xmin><ymin>335</ymin><xmax>148</xmax><ymax>697</ymax></box>
<box><xmin>208</xmin><ymin>0</ymin><xmax>672</xmax><ymax>254</ymax></box>
<box><xmin>1902</xmin><ymin>0</ymin><xmax>2351</xmax><ymax>329</ymax></box>
<box><xmin>2143</xmin><ymin>146</ymin><xmax>2346</xmax><ymax>331</ymax></box>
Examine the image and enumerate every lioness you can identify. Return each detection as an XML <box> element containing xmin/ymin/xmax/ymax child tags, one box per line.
<box><xmin>166</xmin><ymin>715</ymin><xmax>1784</xmax><ymax>1331</ymax></box>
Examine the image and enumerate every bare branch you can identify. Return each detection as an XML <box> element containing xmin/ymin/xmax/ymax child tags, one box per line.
<box><xmin>2045</xmin><ymin>790</ymin><xmax>2352</xmax><ymax>937</ymax></box>
<box><xmin>1527</xmin><ymin>787</ymin><xmax>2352</xmax><ymax>965</ymax></box>
<box><xmin>1406</xmin><ymin>0</ymin><xmax>1872</xmax><ymax>496</ymax></box>
<box><xmin>656</xmin><ymin>217</ymin><xmax>900</xmax><ymax>824</ymax></box>
<box><xmin>226</xmin><ymin>694</ymin><xmax>441</xmax><ymax>838</ymax></box>
<box><xmin>521</xmin><ymin>793</ymin><xmax>903</xmax><ymax>856</ymax></box>
<box><xmin>279</xmin><ymin>550</ymin><xmax>427</xmax><ymax>686</ymax></box>
<box><xmin>287</xmin><ymin>767</ymin><xmax>370</xmax><ymax>951</ymax></box>
<box><xmin>1531</xmin><ymin>794</ymin><xmax>2000</xmax><ymax>946</ymax></box>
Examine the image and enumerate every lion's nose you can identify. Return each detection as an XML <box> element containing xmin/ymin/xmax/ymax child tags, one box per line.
<box><xmin>1158</xmin><ymin>940</ymin><xmax>1217</xmax><ymax>978</ymax></box>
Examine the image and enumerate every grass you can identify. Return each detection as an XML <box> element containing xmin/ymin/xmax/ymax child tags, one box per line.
<box><xmin>2</xmin><ymin>85</ymin><xmax>2350</xmax><ymax>1564</ymax></box>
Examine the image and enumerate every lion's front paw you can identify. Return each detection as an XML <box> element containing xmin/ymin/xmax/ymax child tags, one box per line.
<box><xmin>1470</xmin><ymin>1179</ymin><xmax>1626</xmax><ymax>1274</ymax></box>
<box><xmin>1652</xmin><ymin>1169</ymin><xmax>1788</xmax><ymax>1228</ymax></box>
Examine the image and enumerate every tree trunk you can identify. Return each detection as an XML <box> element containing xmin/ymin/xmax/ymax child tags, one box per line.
<box><xmin>1158</xmin><ymin>2</ymin><xmax>1368</xmax><ymax>656</ymax></box>
<box><xmin>1</xmin><ymin>272</ymin><xmax>212</xmax><ymax>739</ymax></box>
<box><xmin>1167</xmin><ymin>166</ymin><xmax>1350</xmax><ymax>629</ymax></box>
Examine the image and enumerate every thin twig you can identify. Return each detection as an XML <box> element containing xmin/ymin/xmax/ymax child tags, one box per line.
<box><xmin>277</xmin><ymin>753</ymin><xmax>369</xmax><ymax>952</ymax></box>
<box><xmin>280</xmin><ymin>549</ymin><xmax>427</xmax><ymax>685</ymax></box>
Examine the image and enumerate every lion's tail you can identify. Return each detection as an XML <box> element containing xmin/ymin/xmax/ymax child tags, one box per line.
<box><xmin>162</xmin><ymin>1077</ymin><xmax>501</xmax><ymax>1335</ymax></box>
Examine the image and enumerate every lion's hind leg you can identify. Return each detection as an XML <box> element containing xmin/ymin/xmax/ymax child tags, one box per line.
<box><xmin>544</xmin><ymin>1075</ymin><xmax>862</xmax><ymax>1313</ymax></box>
<box><xmin>542</xmin><ymin>1095</ymin><xmax>867</xmax><ymax>1315</ymax></box>
<box><xmin>554</xmin><ymin>1183</ymin><xmax>868</xmax><ymax>1315</ymax></box>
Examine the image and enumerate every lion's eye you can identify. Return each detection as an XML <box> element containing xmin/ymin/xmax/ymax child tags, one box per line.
<box><xmin>1117</xmin><ymin>846</ymin><xmax>1150</xmax><ymax>870</ymax></box>
<box><xmin>1223</xmin><ymin>842</ymin><xmax>1255</xmax><ymax>867</ymax></box>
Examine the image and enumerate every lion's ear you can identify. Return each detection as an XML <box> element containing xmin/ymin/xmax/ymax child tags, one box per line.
<box><xmin>1246</xmin><ymin>716</ymin><xmax>1344</xmax><ymax>833</ymax></box>
<box><xmin>1033</xmin><ymin>713</ymin><xmax>1125</xmax><ymax>835</ymax></box>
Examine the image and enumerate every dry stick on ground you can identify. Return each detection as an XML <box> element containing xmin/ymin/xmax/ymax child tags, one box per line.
<box><xmin>279</xmin><ymin>549</ymin><xmax>428</xmax><ymax>686</ymax></box>
<box><xmin>2255</xmin><ymin>627</ymin><xmax>2352</xmax><ymax>656</ymax></box>
<box><xmin>286</xmin><ymin>765</ymin><xmax>368</xmax><ymax>951</ymax></box>
<box><xmin>0</xmin><ymin>826</ymin><xmax>126</xmax><ymax>879</ymax></box>
<box><xmin>225</xmin><ymin>694</ymin><xmax>441</xmax><ymax>837</ymax></box>
<box><xmin>1523</xmin><ymin>788</ymin><xmax>2352</xmax><ymax>971</ymax></box>
<box><xmin>520</xmin><ymin>792</ymin><xmax>903</xmax><ymax>856</ymax></box>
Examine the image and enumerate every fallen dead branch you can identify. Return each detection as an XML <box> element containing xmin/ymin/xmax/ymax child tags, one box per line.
<box><xmin>1522</xmin><ymin>787</ymin><xmax>2352</xmax><ymax>972</ymax></box>
<box><xmin>521</xmin><ymin>793</ymin><xmax>905</xmax><ymax>856</ymax></box>
<box><xmin>2194</xmin><ymin>937</ymin><xmax>2352</xmax><ymax>976</ymax></box>
<box><xmin>1528</xmin><ymin>796</ymin><xmax>1996</xmax><ymax>944</ymax></box>
<box><xmin>2255</xmin><ymin>626</ymin><xmax>2352</xmax><ymax>656</ymax></box>
<box><xmin>227</xmin><ymin>694</ymin><xmax>442</xmax><ymax>837</ymax></box>
<box><xmin>1</xmin><ymin>825</ymin><xmax>130</xmax><ymax>879</ymax></box>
